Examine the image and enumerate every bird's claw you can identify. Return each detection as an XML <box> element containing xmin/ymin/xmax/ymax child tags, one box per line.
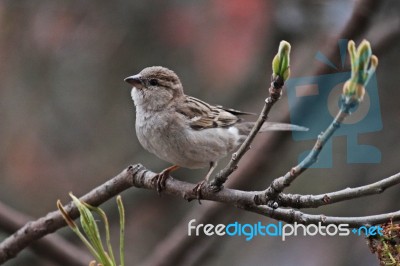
<box><xmin>151</xmin><ymin>172</ymin><xmax>169</xmax><ymax>194</ymax></box>
<box><xmin>193</xmin><ymin>180</ymin><xmax>207</xmax><ymax>204</ymax></box>
<box><xmin>151</xmin><ymin>165</ymin><xmax>180</xmax><ymax>195</ymax></box>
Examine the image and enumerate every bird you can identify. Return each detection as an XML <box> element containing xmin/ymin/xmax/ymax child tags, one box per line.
<box><xmin>124</xmin><ymin>66</ymin><xmax>307</xmax><ymax>194</ymax></box>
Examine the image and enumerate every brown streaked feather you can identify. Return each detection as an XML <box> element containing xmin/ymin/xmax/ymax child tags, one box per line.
<box><xmin>215</xmin><ymin>105</ymin><xmax>257</xmax><ymax>116</ymax></box>
<box><xmin>177</xmin><ymin>96</ymin><xmax>245</xmax><ymax>130</ymax></box>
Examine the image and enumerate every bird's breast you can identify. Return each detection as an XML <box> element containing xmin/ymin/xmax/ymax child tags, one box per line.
<box><xmin>134</xmin><ymin>108</ymin><xmax>243</xmax><ymax>169</ymax></box>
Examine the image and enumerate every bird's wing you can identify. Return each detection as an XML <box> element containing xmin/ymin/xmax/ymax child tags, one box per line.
<box><xmin>176</xmin><ymin>96</ymin><xmax>244</xmax><ymax>130</ymax></box>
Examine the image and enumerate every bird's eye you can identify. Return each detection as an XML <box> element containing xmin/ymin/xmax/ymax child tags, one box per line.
<box><xmin>149</xmin><ymin>79</ymin><xmax>158</xmax><ymax>86</ymax></box>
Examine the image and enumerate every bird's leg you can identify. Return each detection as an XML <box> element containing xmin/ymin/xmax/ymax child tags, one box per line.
<box><xmin>193</xmin><ymin>162</ymin><xmax>217</xmax><ymax>202</ymax></box>
<box><xmin>152</xmin><ymin>165</ymin><xmax>180</xmax><ymax>193</ymax></box>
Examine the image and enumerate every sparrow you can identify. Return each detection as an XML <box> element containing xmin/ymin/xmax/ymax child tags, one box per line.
<box><xmin>124</xmin><ymin>66</ymin><xmax>307</xmax><ymax>193</ymax></box>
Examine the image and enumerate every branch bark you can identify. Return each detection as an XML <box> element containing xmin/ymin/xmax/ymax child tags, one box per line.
<box><xmin>278</xmin><ymin>172</ymin><xmax>400</xmax><ymax>208</ymax></box>
<box><xmin>247</xmin><ymin>205</ymin><xmax>400</xmax><ymax>227</ymax></box>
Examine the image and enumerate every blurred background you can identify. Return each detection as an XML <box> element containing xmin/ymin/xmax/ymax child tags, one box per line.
<box><xmin>0</xmin><ymin>0</ymin><xmax>399</xmax><ymax>265</ymax></box>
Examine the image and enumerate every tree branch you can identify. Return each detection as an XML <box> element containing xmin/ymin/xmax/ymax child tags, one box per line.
<box><xmin>246</xmin><ymin>205</ymin><xmax>400</xmax><ymax>227</ymax></box>
<box><xmin>0</xmin><ymin>166</ymin><xmax>137</xmax><ymax>264</ymax></box>
<box><xmin>1</xmin><ymin>164</ymin><xmax>399</xmax><ymax>264</ymax></box>
<box><xmin>210</xmin><ymin>72</ymin><xmax>284</xmax><ymax>191</ymax></box>
<box><xmin>256</xmin><ymin>101</ymin><xmax>353</xmax><ymax>205</ymax></box>
<box><xmin>278</xmin><ymin>172</ymin><xmax>400</xmax><ymax>208</ymax></box>
<box><xmin>256</xmin><ymin>36</ymin><xmax>379</xmax><ymax>205</ymax></box>
<box><xmin>0</xmin><ymin>201</ymin><xmax>91</xmax><ymax>265</ymax></box>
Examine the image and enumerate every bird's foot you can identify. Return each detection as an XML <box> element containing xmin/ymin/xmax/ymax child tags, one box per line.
<box><xmin>151</xmin><ymin>165</ymin><xmax>179</xmax><ymax>194</ymax></box>
<box><xmin>151</xmin><ymin>172</ymin><xmax>169</xmax><ymax>194</ymax></box>
<box><xmin>192</xmin><ymin>180</ymin><xmax>207</xmax><ymax>204</ymax></box>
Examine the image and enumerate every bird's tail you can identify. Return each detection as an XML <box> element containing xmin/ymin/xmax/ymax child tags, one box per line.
<box><xmin>259</xmin><ymin>122</ymin><xmax>308</xmax><ymax>132</ymax></box>
<box><xmin>235</xmin><ymin>121</ymin><xmax>308</xmax><ymax>136</ymax></box>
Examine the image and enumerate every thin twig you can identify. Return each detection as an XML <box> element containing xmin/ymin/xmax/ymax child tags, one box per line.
<box><xmin>210</xmin><ymin>75</ymin><xmax>284</xmax><ymax>190</ymax></box>
<box><xmin>246</xmin><ymin>205</ymin><xmax>400</xmax><ymax>228</ymax></box>
<box><xmin>256</xmin><ymin>100</ymin><xmax>353</xmax><ymax>205</ymax></box>
<box><xmin>278</xmin><ymin>172</ymin><xmax>400</xmax><ymax>208</ymax></box>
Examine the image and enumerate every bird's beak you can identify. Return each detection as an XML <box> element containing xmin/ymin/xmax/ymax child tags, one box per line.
<box><xmin>124</xmin><ymin>74</ymin><xmax>144</xmax><ymax>89</ymax></box>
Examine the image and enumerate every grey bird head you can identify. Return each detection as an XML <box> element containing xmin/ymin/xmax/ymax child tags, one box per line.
<box><xmin>125</xmin><ymin>66</ymin><xmax>184</xmax><ymax>110</ymax></box>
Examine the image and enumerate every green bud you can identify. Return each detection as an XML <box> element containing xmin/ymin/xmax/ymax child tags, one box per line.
<box><xmin>344</xmin><ymin>39</ymin><xmax>378</xmax><ymax>102</ymax></box>
<box><xmin>272</xmin><ymin>40</ymin><xmax>291</xmax><ymax>81</ymax></box>
<box><xmin>70</xmin><ymin>193</ymin><xmax>113</xmax><ymax>265</ymax></box>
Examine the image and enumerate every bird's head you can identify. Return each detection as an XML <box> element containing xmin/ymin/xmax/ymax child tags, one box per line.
<box><xmin>125</xmin><ymin>66</ymin><xmax>184</xmax><ymax>111</ymax></box>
